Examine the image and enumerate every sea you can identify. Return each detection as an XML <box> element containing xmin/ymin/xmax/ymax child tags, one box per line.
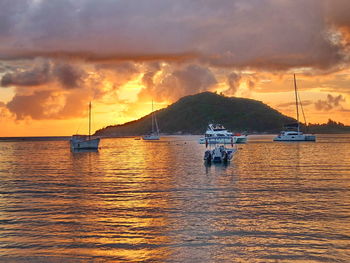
<box><xmin>0</xmin><ymin>134</ymin><xmax>349</xmax><ymax>262</ymax></box>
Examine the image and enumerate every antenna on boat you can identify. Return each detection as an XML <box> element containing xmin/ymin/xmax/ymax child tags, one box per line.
<box><xmin>294</xmin><ymin>74</ymin><xmax>300</xmax><ymax>133</ymax></box>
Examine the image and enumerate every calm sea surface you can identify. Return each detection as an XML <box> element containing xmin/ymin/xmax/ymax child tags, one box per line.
<box><xmin>0</xmin><ymin>135</ymin><xmax>350</xmax><ymax>262</ymax></box>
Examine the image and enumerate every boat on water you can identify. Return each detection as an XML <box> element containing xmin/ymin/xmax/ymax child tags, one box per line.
<box><xmin>143</xmin><ymin>100</ymin><xmax>160</xmax><ymax>140</ymax></box>
<box><xmin>70</xmin><ymin>102</ymin><xmax>100</xmax><ymax>150</ymax></box>
<box><xmin>203</xmin><ymin>136</ymin><xmax>237</xmax><ymax>164</ymax></box>
<box><xmin>233</xmin><ymin>132</ymin><xmax>248</xmax><ymax>144</ymax></box>
<box><xmin>274</xmin><ymin>74</ymin><xmax>316</xmax><ymax>142</ymax></box>
<box><xmin>198</xmin><ymin>124</ymin><xmax>247</xmax><ymax>144</ymax></box>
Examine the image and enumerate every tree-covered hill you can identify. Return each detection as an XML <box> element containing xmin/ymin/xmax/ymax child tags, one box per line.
<box><xmin>94</xmin><ymin>92</ymin><xmax>297</xmax><ymax>136</ymax></box>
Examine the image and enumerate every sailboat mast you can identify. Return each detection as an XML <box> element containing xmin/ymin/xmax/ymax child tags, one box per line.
<box><xmin>89</xmin><ymin>101</ymin><xmax>91</xmax><ymax>140</ymax></box>
<box><xmin>293</xmin><ymin>74</ymin><xmax>300</xmax><ymax>133</ymax></box>
<box><xmin>151</xmin><ymin>100</ymin><xmax>154</xmax><ymax>133</ymax></box>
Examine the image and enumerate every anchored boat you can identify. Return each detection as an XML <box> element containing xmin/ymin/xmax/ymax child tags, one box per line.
<box><xmin>143</xmin><ymin>100</ymin><xmax>160</xmax><ymax>140</ymax></box>
<box><xmin>274</xmin><ymin>74</ymin><xmax>316</xmax><ymax>142</ymax></box>
<box><xmin>203</xmin><ymin>136</ymin><xmax>237</xmax><ymax>164</ymax></box>
<box><xmin>198</xmin><ymin>124</ymin><xmax>247</xmax><ymax>144</ymax></box>
<box><xmin>70</xmin><ymin>102</ymin><xmax>100</xmax><ymax>150</ymax></box>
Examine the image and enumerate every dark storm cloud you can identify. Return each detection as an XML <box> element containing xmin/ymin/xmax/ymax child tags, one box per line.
<box><xmin>0</xmin><ymin>60</ymin><xmax>85</xmax><ymax>89</ymax></box>
<box><xmin>1</xmin><ymin>61</ymin><xmax>50</xmax><ymax>87</ymax></box>
<box><xmin>0</xmin><ymin>0</ymin><xmax>349</xmax><ymax>71</ymax></box>
<box><xmin>315</xmin><ymin>94</ymin><xmax>346</xmax><ymax>111</ymax></box>
<box><xmin>52</xmin><ymin>63</ymin><xmax>85</xmax><ymax>89</ymax></box>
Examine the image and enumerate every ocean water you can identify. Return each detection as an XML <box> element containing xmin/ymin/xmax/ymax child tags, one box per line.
<box><xmin>0</xmin><ymin>134</ymin><xmax>349</xmax><ymax>262</ymax></box>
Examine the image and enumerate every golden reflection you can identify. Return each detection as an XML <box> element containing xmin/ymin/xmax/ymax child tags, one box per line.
<box><xmin>64</xmin><ymin>138</ymin><xmax>174</xmax><ymax>261</ymax></box>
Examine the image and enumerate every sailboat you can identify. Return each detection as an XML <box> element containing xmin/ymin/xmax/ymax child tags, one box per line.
<box><xmin>70</xmin><ymin>101</ymin><xmax>100</xmax><ymax>150</ymax></box>
<box><xmin>142</xmin><ymin>101</ymin><xmax>160</xmax><ymax>140</ymax></box>
<box><xmin>274</xmin><ymin>74</ymin><xmax>316</xmax><ymax>142</ymax></box>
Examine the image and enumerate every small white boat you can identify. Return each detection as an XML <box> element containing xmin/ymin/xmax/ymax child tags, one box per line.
<box><xmin>70</xmin><ymin>135</ymin><xmax>100</xmax><ymax>150</ymax></box>
<box><xmin>143</xmin><ymin>101</ymin><xmax>160</xmax><ymax>140</ymax></box>
<box><xmin>70</xmin><ymin>102</ymin><xmax>100</xmax><ymax>150</ymax></box>
<box><xmin>233</xmin><ymin>133</ymin><xmax>248</xmax><ymax>144</ymax></box>
<box><xmin>203</xmin><ymin>136</ymin><xmax>237</xmax><ymax>164</ymax></box>
<box><xmin>198</xmin><ymin>124</ymin><xmax>247</xmax><ymax>144</ymax></box>
<box><xmin>274</xmin><ymin>74</ymin><xmax>316</xmax><ymax>142</ymax></box>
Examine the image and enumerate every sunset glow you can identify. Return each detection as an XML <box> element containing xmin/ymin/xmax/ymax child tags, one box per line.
<box><xmin>1</xmin><ymin>1</ymin><xmax>350</xmax><ymax>136</ymax></box>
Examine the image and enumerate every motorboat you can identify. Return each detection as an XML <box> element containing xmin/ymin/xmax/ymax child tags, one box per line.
<box><xmin>198</xmin><ymin>124</ymin><xmax>247</xmax><ymax>144</ymax></box>
<box><xmin>198</xmin><ymin>124</ymin><xmax>233</xmax><ymax>144</ymax></box>
<box><xmin>70</xmin><ymin>102</ymin><xmax>100</xmax><ymax>150</ymax></box>
<box><xmin>143</xmin><ymin>100</ymin><xmax>160</xmax><ymax>140</ymax></box>
<box><xmin>233</xmin><ymin>132</ymin><xmax>248</xmax><ymax>144</ymax></box>
<box><xmin>203</xmin><ymin>136</ymin><xmax>237</xmax><ymax>164</ymax></box>
<box><xmin>273</xmin><ymin>74</ymin><xmax>316</xmax><ymax>142</ymax></box>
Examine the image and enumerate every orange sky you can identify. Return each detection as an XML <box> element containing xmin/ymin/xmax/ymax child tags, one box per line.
<box><xmin>1</xmin><ymin>67</ymin><xmax>350</xmax><ymax>137</ymax></box>
<box><xmin>1</xmin><ymin>1</ymin><xmax>350</xmax><ymax>136</ymax></box>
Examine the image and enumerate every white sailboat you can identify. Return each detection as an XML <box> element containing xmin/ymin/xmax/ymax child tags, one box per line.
<box><xmin>274</xmin><ymin>74</ymin><xmax>316</xmax><ymax>142</ymax></box>
<box><xmin>70</xmin><ymin>101</ymin><xmax>100</xmax><ymax>150</ymax></box>
<box><xmin>142</xmin><ymin>101</ymin><xmax>160</xmax><ymax>140</ymax></box>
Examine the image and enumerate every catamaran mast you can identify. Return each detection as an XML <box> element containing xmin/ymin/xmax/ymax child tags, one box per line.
<box><xmin>89</xmin><ymin>101</ymin><xmax>91</xmax><ymax>140</ymax></box>
<box><xmin>293</xmin><ymin>74</ymin><xmax>300</xmax><ymax>133</ymax></box>
<box><xmin>151</xmin><ymin>100</ymin><xmax>154</xmax><ymax>133</ymax></box>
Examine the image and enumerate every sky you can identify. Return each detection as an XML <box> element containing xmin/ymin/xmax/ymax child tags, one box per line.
<box><xmin>1</xmin><ymin>0</ymin><xmax>350</xmax><ymax>136</ymax></box>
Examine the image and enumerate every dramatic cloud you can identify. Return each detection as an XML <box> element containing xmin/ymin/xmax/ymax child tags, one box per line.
<box><xmin>0</xmin><ymin>60</ymin><xmax>85</xmax><ymax>89</ymax></box>
<box><xmin>1</xmin><ymin>61</ymin><xmax>50</xmax><ymax>87</ymax></box>
<box><xmin>225</xmin><ymin>73</ymin><xmax>242</xmax><ymax>95</ymax></box>
<box><xmin>6</xmin><ymin>88</ymin><xmax>92</xmax><ymax>120</ymax></box>
<box><xmin>0</xmin><ymin>0</ymin><xmax>349</xmax><ymax>70</ymax></box>
<box><xmin>277</xmin><ymin>100</ymin><xmax>313</xmax><ymax>108</ymax></box>
<box><xmin>315</xmin><ymin>94</ymin><xmax>346</xmax><ymax>111</ymax></box>
<box><xmin>1</xmin><ymin>0</ymin><xmax>350</xmax><ymax>130</ymax></box>
<box><xmin>139</xmin><ymin>64</ymin><xmax>217</xmax><ymax>102</ymax></box>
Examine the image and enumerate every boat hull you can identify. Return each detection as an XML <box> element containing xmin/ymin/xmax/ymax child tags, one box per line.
<box><xmin>273</xmin><ymin>134</ymin><xmax>316</xmax><ymax>141</ymax></box>
<box><xmin>142</xmin><ymin>135</ymin><xmax>160</xmax><ymax>140</ymax></box>
<box><xmin>198</xmin><ymin>137</ymin><xmax>234</xmax><ymax>144</ymax></box>
<box><xmin>234</xmin><ymin>136</ymin><xmax>247</xmax><ymax>144</ymax></box>
<box><xmin>204</xmin><ymin>147</ymin><xmax>237</xmax><ymax>164</ymax></box>
<box><xmin>70</xmin><ymin>138</ymin><xmax>100</xmax><ymax>150</ymax></box>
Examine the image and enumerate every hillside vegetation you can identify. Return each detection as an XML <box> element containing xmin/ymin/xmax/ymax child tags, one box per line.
<box><xmin>94</xmin><ymin>92</ymin><xmax>297</xmax><ymax>136</ymax></box>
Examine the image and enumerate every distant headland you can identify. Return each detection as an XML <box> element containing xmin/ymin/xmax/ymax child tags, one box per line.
<box><xmin>94</xmin><ymin>92</ymin><xmax>350</xmax><ymax>137</ymax></box>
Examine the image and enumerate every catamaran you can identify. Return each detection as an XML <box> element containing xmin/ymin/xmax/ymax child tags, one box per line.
<box><xmin>70</xmin><ymin>102</ymin><xmax>100</xmax><ymax>150</ymax></box>
<box><xmin>143</xmin><ymin>101</ymin><xmax>160</xmax><ymax>140</ymax></box>
<box><xmin>274</xmin><ymin>74</ymin><xmax>316</xmax><ymax>142</ymax></box>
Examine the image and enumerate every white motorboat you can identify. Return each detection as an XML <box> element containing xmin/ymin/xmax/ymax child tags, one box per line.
<box><xmin>203</xmin><ymin>136</ymin><xmax>237</xmax><ymax>164</ymax></box>
<box><xmin>143</xmin><ymin>101</ymin><xmax>160</xmax><ymax>140</ymax></box>
<box><xmin>198</xmin><ymin>124</ymin><xmax>247</xmax><ymax>144</ymax></box>
<box><xmin>233</xmin><ymin>133</ymin><xmax>248</xmax><ymax>144</ymax></box>
<box><xmin>273</xmin><ymin>74</ymin><xmax>316</xmax><ymax>142</ymax></box>
<box><xmin>198</xmin><ymin>124</ymin><xmax>233</xmax><ymax>144</ymax></box>
<box><xmin>70</xmin><ymin>102</ymin><xmax>100</xmax><ymax>150</ymax></box>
